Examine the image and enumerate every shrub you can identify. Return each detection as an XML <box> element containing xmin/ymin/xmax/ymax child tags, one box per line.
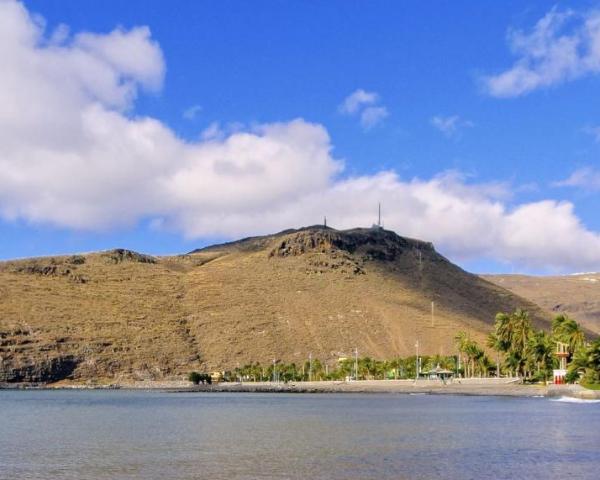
<box><xmin>188</xmin><ymin>371</ymin><xmax>212</xmax><ymax>385</ymax></box>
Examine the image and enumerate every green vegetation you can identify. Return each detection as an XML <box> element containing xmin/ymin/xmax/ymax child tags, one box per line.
<box><xmin>566</xmin><ymin>337</ymin><xmax>600</xmax><ymax>385</ymax></box>
<box><xmin>208</xmin><ymin>309</ymin><xmax>598</xmax><ymax>386</ymax></box>
<box><xmin>482</xmin><ymin>310</ymin><xmax>593</xmax><ymax>384</ymax></box>
<box><xmin>212</xmin><ymin>313</ymin><xmax>598</xmax><ymax>385</ymax></box>
<box><xmin>188</xmin><ymin>372</ymin><xmax>212</xmax><ymax>385</ymax></box>
<box><xmin>218</xmin><ymin>355</ymin><xmax>461</xmax><ymax>383</ymax></box>
<box><xmin>455</xmin><ymin>331</ymin><xmax>493</xmax><ymax>377</ymax></box>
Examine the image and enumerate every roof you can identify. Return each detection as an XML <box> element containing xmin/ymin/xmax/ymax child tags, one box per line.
<box><xmin>425</xmin><ymin>365</ymin><xmax>454</xmax><ymax>375</ymax></box>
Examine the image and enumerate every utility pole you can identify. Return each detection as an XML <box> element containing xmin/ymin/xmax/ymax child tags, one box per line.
<box><xmin>415</xmin><ymin>340</ymin><xmax>419</xmax><ymax>381</ymax></box>
<box><xmin>496</xmin><ymin>351</ymin><xmax>500</xmax><ymax>378</ymax></box>
<box><xmin>354</xmin><ymin>347</ymin><xmax>359</xmax><ymax>381</ymax></box>
<box><xmin>378</xmin><ymin>202</ymin><xmax>381</xmax><ymax>227</ymax></box>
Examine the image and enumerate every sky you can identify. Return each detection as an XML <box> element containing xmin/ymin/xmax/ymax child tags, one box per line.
<box><xmin>1</xmin><ymin>0</ymin><xmax>600</xmax><ymax>274</ymax></box>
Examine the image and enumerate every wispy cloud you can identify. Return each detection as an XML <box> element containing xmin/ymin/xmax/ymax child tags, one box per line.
<box><xmin>339</xmin><ymin>89</ymin><xmax>378</xmax><ymax>114</ymax></box>
<box><xmin>554</xmin><ymin>167</ymin><xmax>600</xmax><ymax>190</ymax></box>
<box><xmin>430</xmin><ymin>115</ymin><xmax>473</xmax><ymax>138</ymax></box>
<box><xmin>183</xmin><ymin>104</ymin><xmax>202</xmax><ymax>120</ymax></box>
<box><xmin>339</xmin><ymin>89</ymin><xmax>388</xmax><ymax>130</ymax></box>
<box><xmin>483</xmin><ymin>7</ymin><xmax>600</xmax><ymax>97</ymax></box>
<box><xmin>360</xmin><ymin>106</ymin><xmax>389</xmax><ymax>129</ymax></box>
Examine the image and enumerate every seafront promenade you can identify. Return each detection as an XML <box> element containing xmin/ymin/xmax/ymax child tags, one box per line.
<box><xmin>5</xmin><ymin>378</ymin><xmax>599</xmax><ymax>399</ymax></box>
<box><xmin>168</xmin><ymin>378</ymin><xmax>599</xmax><ymax>399</ymax></box>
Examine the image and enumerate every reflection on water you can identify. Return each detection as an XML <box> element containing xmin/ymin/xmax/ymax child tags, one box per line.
<box><xmin>1</xmin><ymin>390</ymin><xmax>599</xmax><ymax>480</ymax></box>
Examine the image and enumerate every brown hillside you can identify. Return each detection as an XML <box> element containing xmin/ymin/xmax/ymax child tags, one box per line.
<box><xmin>0</xmin><ymin>227</ymin><xmax>550</xmax><ymax>383</ymax></box>
<box><xmin>483</xmin><ymin>273</ymin><xmax>600</xmax><ymax>335</ymax></box>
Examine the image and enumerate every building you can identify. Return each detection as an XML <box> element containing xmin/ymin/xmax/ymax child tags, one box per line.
<box><xmin>553</xmin><ymin>342</ymin><xmax>569</xmax><ymax>384</ymax></box>
<box><xmin>423</xmin><ymin>364</ymin><xmax>454</xmax><ymax>381</ymax></box>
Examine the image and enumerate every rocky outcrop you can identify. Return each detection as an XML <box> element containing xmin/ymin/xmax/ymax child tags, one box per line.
<box><xmin>0</xmin><ymin>354</ymin><xmax>79</xmax><ymax>383</ymax></box>
<box><xmin>269</xmin><ymin>227</ymin><xmax>434</xmax><ymax>262</ymax></box>
<box><xmin>9</xmin><ymin>257</ymin><xmax>89</xmax><ymax>283</ymax></box>
<box><xmin>103</xmin><ymin>249</ymin><xmax>157</xmax><ymax>264</ymax></box>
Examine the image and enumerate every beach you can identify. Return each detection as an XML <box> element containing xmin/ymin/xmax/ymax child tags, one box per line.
<box><xmin>167</xmin><ymin>378</ymin><xmax>599</xmax><ymax>399</ymax></box>
<box><xmin>5</xmin><ymin>378</ymin><xmax>599</xmax><ymax>399</ymax></box>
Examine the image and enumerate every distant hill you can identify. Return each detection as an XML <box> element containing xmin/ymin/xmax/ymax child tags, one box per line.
<box><xmin>0</xmin><ymin>226</ymin><xmax>550</xmax><ymax>384</ymax></box>
<box><xmin>483</xmin><ymin>273</ymin><xmax>600</xmax><ymax>335</ymax></box>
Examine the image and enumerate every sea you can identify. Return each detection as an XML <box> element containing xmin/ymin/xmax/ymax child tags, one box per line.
<box><xmin>1</xmin><ymin>390</ymin><xmax>599</xmax><ymax>479</ymax></box>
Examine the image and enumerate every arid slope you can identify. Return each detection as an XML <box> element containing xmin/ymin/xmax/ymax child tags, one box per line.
<box><xmin>0</xmin><ymin>227</ymin><xmax>549</xmax><ymax>383</ymax></box>
<box><xmin>483</xmin><ymin>273</ymin><xmax>600</xmax><ymax>335</ymax></box>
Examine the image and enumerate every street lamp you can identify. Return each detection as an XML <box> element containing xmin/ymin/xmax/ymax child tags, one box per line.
<box><xmin>415</xmin><ymin>340</ymin><xmax>419</xmax><ymax>381</ymax></box>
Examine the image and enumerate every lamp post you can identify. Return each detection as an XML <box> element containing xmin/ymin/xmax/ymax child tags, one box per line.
<box><xmin>415</xmin><ymin>340</ymin><xmax>420</xmax><ymax>381</ymax></box>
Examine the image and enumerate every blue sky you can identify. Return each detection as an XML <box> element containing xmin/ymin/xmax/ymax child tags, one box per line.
<box><xmin>2</xmin><ymin>0</ymin><xmax>600</xmax><ymax>274</ymax></box>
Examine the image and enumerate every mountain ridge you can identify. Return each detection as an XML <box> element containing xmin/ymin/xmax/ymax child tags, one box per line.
<box><xmin>0</xmin><ymin>226</ymin><xmax>551</xmax><ymax>384</ymax></box>
<box><xmin>484</xmin><ymin>273</ymin><xmax>600</xmax><ymax>335</ymax></box>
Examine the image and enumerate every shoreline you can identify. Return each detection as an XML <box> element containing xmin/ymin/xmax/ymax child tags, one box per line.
<box><xmin>2</xmin><ymin>379</ymin><xmax>599</xmax><ymax>399</ymax></box>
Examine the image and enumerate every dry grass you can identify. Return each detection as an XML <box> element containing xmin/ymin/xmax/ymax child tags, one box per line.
<box><xmin>0</xmin><ymin>227</ymin><xmax>550</xmax><ymax>382</ymax></box>
<box><xmin>483</xmin><ymin>274</ymin><xmax>600</xmax><ymax>335</ymax></box>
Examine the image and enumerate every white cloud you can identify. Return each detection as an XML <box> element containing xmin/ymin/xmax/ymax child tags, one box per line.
<box><xmin>2</xmin><ymin>1</ymin><xmax>600</xmax><ymax>272</ymax></box>
<box><xmin>339</xmin><ymin>89</ymin><xmax>388</xmax><ymax>129</ymax></box>
<box><xmin>483</xmin><ymin>7</ymin><xmax>600</xmax><ymax>97</ymax></box>
<box><xmin>339</xmin><ymin>89</ymin><xmax>378</xmax><ymax>114</ymax></box>
<box><xmin>360</xmin><ymin>106</ymin><xmax>389</xmax><ymax>129</ymax></box>
<box><xmin>554</xmin><ymin>167</ymin><xmax>600</xmax><ymax>190</ymax></box>
<box><xmin>430</xmin><ymin>115</ymin><xmax>474</xmax><ymax>138</ymax></box>
<box><xmin>183</xmin><ymin>104</ymin><xmax>202</xmax><ymax>120</ymax></box>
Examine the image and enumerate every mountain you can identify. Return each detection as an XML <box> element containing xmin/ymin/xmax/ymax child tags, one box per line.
<box><xmin>0</xmin><ymin>226</ymin><xmax>550</xmax><ymax>384</ymax></box>
<box><xmin>483</xmin><ymin>273</ymin><xmax>600</xmax><ymax>335</ymax></box>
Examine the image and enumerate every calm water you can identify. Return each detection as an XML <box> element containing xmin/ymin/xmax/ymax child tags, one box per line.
<box><xmin>1</xmin><ymin>391</ymin><xmax>599</xmax><ymax>480</ymax></box>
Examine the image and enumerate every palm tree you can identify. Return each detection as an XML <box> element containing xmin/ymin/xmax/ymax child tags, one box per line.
<box><xmin>552</xmin><ymin>314</ymin><xmax>586</xmax><ymax>357</ymax></box>
<box><xmin>526</xmin><ymin>330</ymin><xmax>554</xmax><ymax>384</ymax></box>
<box><xmin>505</xmin><ymin>351</ymin><xmax>521</xmax><ymax>378</ymax></box>
<box><xmin>567</xmin><ymin>338</ymin><xmax>600</xmax><ymax>384</ymax></box>
<box><xmin>478</xmin><ymin>353</ymin><xmax>494</xmax><ymax>378</ymax></box>
<box><xmin>512</xmin><ymin>309</ymin><xmax>532</xmax><ymax>376</ymax></box>
<box><xmin>492</xmin><ymin>309</ymin><xmax>532</xmax><ymax>377</ymax></box>
<box><xmin>487</xmin><ymin>332</ymin><xmax>504</xmax><ymax>377</ymax></box>
<box><xmin>493</xmin><ymin>312</ymin><xmax>513</xmax><ymax>352</ymax></box>
<box><xmin>466</xmin><ymin>341</ymin><xmax>482</xmax><ymax>377</ymax></box>
<box><xmin>455</xmin><ymin>331</ymin><xmax>471</xmax><ymax>377</ymax></box>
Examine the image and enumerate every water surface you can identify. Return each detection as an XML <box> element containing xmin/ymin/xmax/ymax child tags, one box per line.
<box><xmin>1</xmin><ymin>390</ymin><xmax>599</xmax><ymax>479</ymax></box>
